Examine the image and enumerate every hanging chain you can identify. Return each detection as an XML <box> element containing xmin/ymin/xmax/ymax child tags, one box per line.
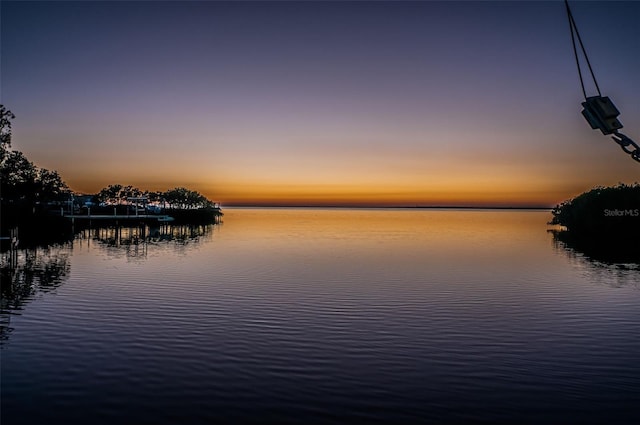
<box><xmin>611</xmin><ymin>132</ymin><xmax>640</xmax><ymax>163</ymax></box>
<box><xmin>565</xmin><ymin>0</ymin><xmax>639</xmax><ymax>164</ymax></box>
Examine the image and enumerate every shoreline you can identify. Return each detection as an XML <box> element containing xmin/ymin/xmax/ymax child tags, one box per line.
<box><xmin>222</xmin><ymin>205</ymin><xmax>552</xmax><ymax>211</ymax></box>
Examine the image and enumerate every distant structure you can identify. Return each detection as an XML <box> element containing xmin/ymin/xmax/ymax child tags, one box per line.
<box><xmin>127</xmin><ymin>196</ymin><xmax>148</xmax><ymax>216</ymax></box>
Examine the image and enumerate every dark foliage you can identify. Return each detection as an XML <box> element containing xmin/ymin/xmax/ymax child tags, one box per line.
<box><xmin>95</xmin><ymin>185</ymin><xmax>217</xmax><ymax>210</ymax></box>
<box><xmin>550</xmin><ymin>183</ymin><xmax>640</xmax><ymax>235</ymax></box>
<box><xmin>1</xmin><ymin>106</ymin><xmax>221</xmax><ymax>237</ymax></box>
<box><xmin>1</xmin><ymin>106</ymin><xmax>70</xmax><ymax>212</ymax></box>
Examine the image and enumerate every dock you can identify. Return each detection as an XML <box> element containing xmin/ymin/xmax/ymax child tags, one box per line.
<box><xmin>64</xmin><ymin>214</ymin><xmax>174</xmax><ymax>222</ymax></box>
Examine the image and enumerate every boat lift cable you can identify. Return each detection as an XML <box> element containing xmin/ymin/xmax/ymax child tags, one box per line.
<box><xmin>564</xmin><ymin>0</ymin><xmax>639</xmax><ymax>163</ymax></box>
<box><xmin>565</xmin><ymin>0</ymin><xmax>601</xmax><ymax>100</ymax></box>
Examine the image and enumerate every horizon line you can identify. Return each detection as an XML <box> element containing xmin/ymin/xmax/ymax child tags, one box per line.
<box><xmin>220</xmin><ymin>204</ymin><xmax>553</xmax><ymax>210</ymax></box>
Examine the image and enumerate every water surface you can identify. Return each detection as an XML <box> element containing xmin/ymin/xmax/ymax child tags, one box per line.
<box><xmin>2</xmin><ymin>209</ymin><xmax>639</xmax><ymax>424</ymax></box>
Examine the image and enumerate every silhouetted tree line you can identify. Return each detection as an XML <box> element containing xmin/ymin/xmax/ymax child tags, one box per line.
<box><xmin>1</xmin><ymin>106</ymin><xmax>70</xmax><ymax>206</ymax></box>
<box><xmin>1</xmin><ymin>106</ymin><xmax>219</xmax><ymax>230</ymax></box>
<box><xmin>96</xmin><ymin>184</ymin><xmax>215</xmax><ymax>209</ymax></box>
<box><xmin>550</xmin><ymin>183</ymin><xmax>640</xmax><ymax>236</ymax></box>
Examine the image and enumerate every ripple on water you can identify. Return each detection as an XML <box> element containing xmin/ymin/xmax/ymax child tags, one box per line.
<box><xmin>2</xmin><ymin>210</ymin><xmax>640</xmax><ymax>424</ymax></box>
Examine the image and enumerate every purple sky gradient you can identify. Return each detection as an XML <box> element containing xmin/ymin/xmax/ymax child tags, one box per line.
<box><xmin>2</xmin><ymin>1</ymin><xmax>638</xmax><ymax>206</ymax></box>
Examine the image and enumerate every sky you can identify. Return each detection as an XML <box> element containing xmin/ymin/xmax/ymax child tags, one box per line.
<box><xmin>1</xmin><ymin>0</ymin><xmax>639</xmax><ymax>207</ymax></box>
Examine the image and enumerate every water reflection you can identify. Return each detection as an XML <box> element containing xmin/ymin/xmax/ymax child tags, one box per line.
<box><xmin>0</xmin><ymin>244</ymin><xmax>72</xmax><ymax>341</ymax></box>
<box><xmin>2</xmin><ymin>210</ymin><xmax>640</xmax><ymax>425</ymax></box>
<box><xmin>0</xmin><ymin>223</ymin><xmax>217</xmax><ymax>341</ymax></box>
<box><xmin>74</xmin><ymin>224</ymin><xmax>216</xmax><ymax>260</ymax></box>
<box><xmin>551</xmin><ymin>230</ymin><xmax>640</xmax><ymax>288</ymax></box>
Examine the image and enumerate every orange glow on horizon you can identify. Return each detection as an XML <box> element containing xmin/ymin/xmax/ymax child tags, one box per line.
<box><xmin>59</xmin><ymin>161</ymin><xmax>630</xmax><ymax>209</ymax></box>
<box><xmin>34</xmin><ymin>126</ymin><xmax>637</xmax><ymax>209</ymax></box>
<box><xmin>5</xmin><ymin>0</ymin><xmax>639</xmax><ymax>211</ymax></box>
<box><xmin>196</xmin><ymin>178</ymin><xmax>579</xmax><ymax>208</ymax></box>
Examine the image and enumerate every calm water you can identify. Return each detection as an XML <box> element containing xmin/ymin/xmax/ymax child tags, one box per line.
<box><xmin>1</xmin><ymin>209</ymin><xmax>639</xmax><ymax>424</ymax></box>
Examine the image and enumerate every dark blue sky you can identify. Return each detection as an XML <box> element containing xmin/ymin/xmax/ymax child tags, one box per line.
<box><xmin>2</xmin><ymin>1</ymin><xmax>639</xmax><ymax>205</ymax></box>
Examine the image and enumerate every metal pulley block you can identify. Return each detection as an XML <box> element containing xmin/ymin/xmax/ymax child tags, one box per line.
<box><xmin>581</xmin><ymin>96</ymin><xmax>623</xmax><ymax>135</ymax></box>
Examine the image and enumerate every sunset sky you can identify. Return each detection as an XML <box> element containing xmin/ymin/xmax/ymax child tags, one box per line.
<box><xmin>2</xmin><ymin>0</ymin><xmax>639</xmax><ymax>207</ymax></box>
